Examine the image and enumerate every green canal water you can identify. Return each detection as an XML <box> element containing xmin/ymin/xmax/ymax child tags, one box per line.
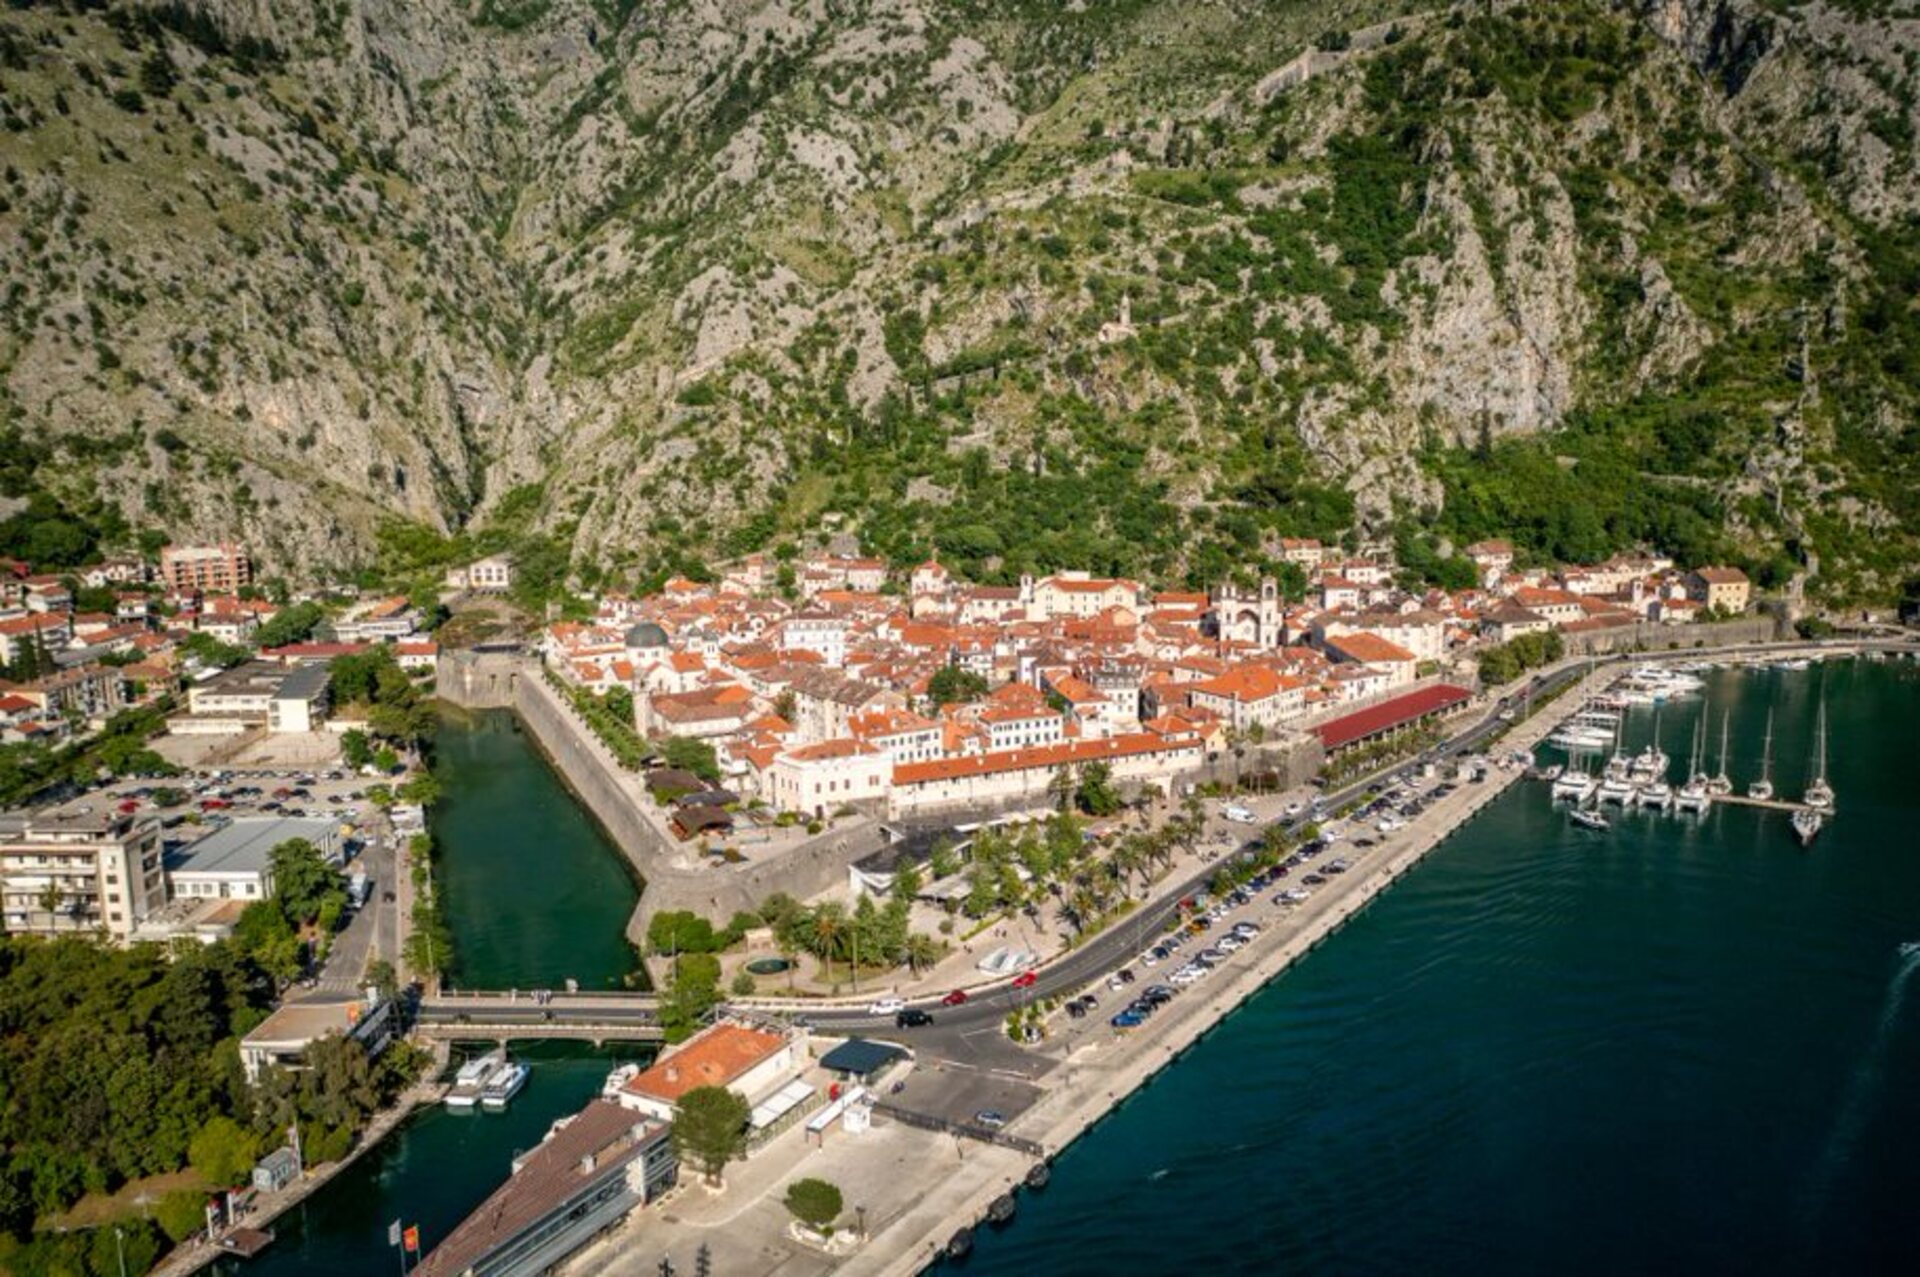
<box><xmin>209</xmin><ymin>1045</ymin><xmax>647</xmax><ymax>1277</ymax></box>
<box><xmin>432</xmin><ymin>709</ymin><xmax>641</xmax><ymax>991</ymax></box>
<box><xmin>212</xmin><ymin>711</ymin><xmax>650</xmax><ymax>1275</ymax></box>
<box><xmin>956</xmin><ymin>656</ymin><xmax>1920</xmax><ymax>1275</ymax></box>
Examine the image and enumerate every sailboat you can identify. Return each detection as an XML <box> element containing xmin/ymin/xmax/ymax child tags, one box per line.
<box><xmin>1791</xmin><ymin>806</ymin><xmax>1823</xmax><ymax>846</ymax></box>
<box><xmin>1803</xmin><ymin>699</ymin><xmax>1835</xmax><ymax>812</ymax></box>
<box><xmin>1748</xmin><ymin>710</ymin><xmax>1775</xmax><ymax>802</ymax></box>
<box><xmin>1628</xmin><ymin>705</ymin><xmax>1669</xmax><ymax>783</ymax></box>
<box><xmin>1597</xmin><ymin>715</ymin><xmax>1636</xmax><ymax>806</ymax></box>
<box><xmin>1705</xmin><ymin>710</ymin><xmax>1733</xmax><ymax>796</ymax></box>
<box><xmin>1675</xmin><ymin>715</ymin><xmax>1712</xmax><ymax>813</ymax></box>
<box><xmin>1552</xmin><ymin>754</ymin><xmax>1597</xmax><ymax>803</ymax></box>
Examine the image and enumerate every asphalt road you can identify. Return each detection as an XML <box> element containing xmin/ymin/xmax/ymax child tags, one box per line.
<box><xmin>798</xmin><ymin>669</ymin><xmax>1590</xmax><ymax>1053</ymax></box>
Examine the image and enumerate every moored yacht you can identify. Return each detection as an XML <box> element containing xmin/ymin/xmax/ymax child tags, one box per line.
<box><xmin>1675</xmin><ymin>714</ymin><xmax>1712</xmax><ymax>813</ymax></box>
<box><xmin>445</xmin><ymin>1050</ymin><xmax>504</xmax><ymax>1111</ymax></box>
<box><xmin>481</xmin><ymin>1059</ymin><xmax>530</xmax><ymax>1110</ymax></box>
<box><xmin>1803</xmin><ymin>699</ymin><xmax>1835</xmax><ymax>812</ymax></box>
<box><xmin>1570</xmin><ymin>808</ymin><xmax>1610</xmax><ymax>832</ymax></box>
<box><xmin>1705</xmin><ymin>710</ymin><xmax>1734</xmax><ymax>796</ymax></box>
<box><xmin>1791</xmin><ymin>806</ymin><xmax>1823</xmax><ymax>846</ymax></box>
<box><xmin>1637</xmin><ymin>778</ymin><xmax>1674</xmax><ymax>811</ymax></box>
<box><xmin>1552</xmin><ymin>767</ymin><xmax>1597</xmax><ymax>804</ymax></box>
<box><xmin>1749</xmin><ymin>709</ymin><xmax>1776</xmax><ymax>802</ymax></box>
<box><xmin>1597</xmin><ymin>773</ymin><xmax>1637</xmax><ymax>806</ymax></box>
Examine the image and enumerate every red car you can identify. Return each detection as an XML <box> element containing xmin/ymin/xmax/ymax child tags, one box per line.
<box><xmin>1011</xmin><ymin>971</ymin><xmax>1038</xmax><ymax>989</ymax></box>
<box><xmin>941</xmin><ymin>989</ymin><xmax>970</xmax><ymax>1006</ymax></box>
<box><xmin>118</xmin><ymin>800</ymin><xmax>140</xmax><ymax>814</ymax></box>
<box><xmin>199</xmin><ymin>798</ymin><xmax>231</xmax><ymax>811</ymax></box>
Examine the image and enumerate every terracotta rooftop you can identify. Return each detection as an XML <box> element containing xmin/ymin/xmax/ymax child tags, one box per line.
<box><xmin>622</xmin><ymin>1024</ymin><xmax>787</xmax><ymax>1105</ymax></box>
<box><xmin>1316</xmin><ymin>684</ymin><xmax>1471</xmax><ymax>751</ymax></box>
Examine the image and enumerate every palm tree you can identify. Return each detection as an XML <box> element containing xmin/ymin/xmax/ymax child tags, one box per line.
<box><xmin>903</xmin><ymin>933</ymin><xmax>942</xmax><ymax>975</ymax></box>
<box><xmin>810</xmin><ymin>903</ymin><xmax>846</xmax><ymax>985</ymax></box>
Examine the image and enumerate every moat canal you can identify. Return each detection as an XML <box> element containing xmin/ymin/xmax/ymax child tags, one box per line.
<box><xmin>213</xmin><ymin>709</ymin><xmax>650</xmax><ymax>1275</ymax></box>
<box><xmin>433</xmin><ymin>708</ymin><xmax>642</xmax><ymax>991</ymax></box>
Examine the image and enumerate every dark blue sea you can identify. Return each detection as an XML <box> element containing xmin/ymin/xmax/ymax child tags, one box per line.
<box><xmin>954</xmin><ymin>656</ymin><xmax>1920</xmax><ymax>1276</ymax></box>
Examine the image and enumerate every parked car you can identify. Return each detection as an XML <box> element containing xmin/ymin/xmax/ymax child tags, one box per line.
<box><xmin>975</xmin><ymin>1110</ymin><xmax>1007</xmax><ymax>1129</ymax></box>
<box><xmin>1110</xmin><ymin>1011</ymin><xmax>1145</xmax><ymax>1029</ymax></box>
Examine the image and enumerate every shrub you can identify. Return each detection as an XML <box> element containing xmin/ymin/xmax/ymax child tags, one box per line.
<box><xmin>784</xmin><ymin>1177</ymin><xmax>843</xmax><ymax>1232</ymax></box>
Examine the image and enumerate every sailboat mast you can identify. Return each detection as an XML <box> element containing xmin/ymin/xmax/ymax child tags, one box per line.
<box><xmin>1718</xmin><ymin>711</ymin><xmax>1730</xmax><ymax>776</ymax></box>
<box><xmin>1760</xmin><ymin>711</ymin><xmax>1773</xmax><ymax>783</ymax></box>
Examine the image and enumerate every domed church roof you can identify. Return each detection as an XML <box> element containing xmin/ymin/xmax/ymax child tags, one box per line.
<box><xmin>625</xmin><ymin>621</ymin><xmax>669</xmax><ymax>649</ymax></box>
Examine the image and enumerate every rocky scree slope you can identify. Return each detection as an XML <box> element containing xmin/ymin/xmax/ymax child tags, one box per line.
<box><xmin>1</xmin><ymin>0</ymin><xmax>1917</xmax><ymax>604</ymax></box>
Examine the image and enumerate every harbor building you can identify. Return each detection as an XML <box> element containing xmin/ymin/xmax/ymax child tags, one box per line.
<box><xmin>0</xmin><ymin>799</ymin><xmax>165</xmax><ymax>939</ymax></box>
<box><xmin>1314</xmin><ymin>684</ymin><xmax>1474</xmax><ymax>760</ymax></box>
<box><xmin>612</xmin><ymin>1021</ymin><xmax>799</xmax><ymax>1125</ymax></box>
<box><xmin>417</xmin><ymin>1101</ymin><xmax>676</xmax><ymax>1277</ymax></box>
<box><xmin>238</xmin><ymin>993</ymin><xmax>396</xmax><ymax>1084</ymax></box>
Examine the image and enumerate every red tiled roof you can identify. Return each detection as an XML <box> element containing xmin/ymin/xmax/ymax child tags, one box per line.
<box><xmin>623</xmin><ymin>1024</ymin><xmax>787</xmax><ymax>1105</ymax></box>
<box><xmin>893</xmin><ymin>730</ymin><xmax>1199</xmax><ymax>785</ymax></box>
<box><xmin>1316</xmin><ymin>684</ymin><xmax>1471</xmax><ymax>751</ymax></box>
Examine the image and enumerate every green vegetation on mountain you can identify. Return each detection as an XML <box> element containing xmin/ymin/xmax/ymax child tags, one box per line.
<box><xmin>1</xmin><ymin>0</ymin><xmax>1916</xmax><ymax>603</ymax></box>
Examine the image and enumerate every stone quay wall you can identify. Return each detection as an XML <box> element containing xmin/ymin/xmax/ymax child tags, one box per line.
<box><xmin>1560</xmin><ymin>615</ymin><xmax>1780</xmax><ymax>657</ymax></box>
<box><xmin>507</xmin><ymin>663</ymin><xmax>883</xmax><ymax>942</ymax></box>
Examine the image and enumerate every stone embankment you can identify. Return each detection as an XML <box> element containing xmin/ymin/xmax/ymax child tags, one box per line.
<box><xmin>440</xmin><ymin>650</ymin><xmax>885</xmax><ymax>945</ymax></box>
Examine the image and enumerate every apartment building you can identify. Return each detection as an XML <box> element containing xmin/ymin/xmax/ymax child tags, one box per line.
<box><xmin>160</xmin><ymin>543</ymin><xmax>252</xmax><ymax>594</ymax></box>
<box><xmin>0</xmin><ymin>800</ymin><xmax>165</xmax><ymax>939</ymax></box>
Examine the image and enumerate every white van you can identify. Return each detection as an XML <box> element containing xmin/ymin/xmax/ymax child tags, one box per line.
<box><xmin>1223</xmin><ymin>805</ymin><xmax>1257</xmax><ymax>824</ymax></box>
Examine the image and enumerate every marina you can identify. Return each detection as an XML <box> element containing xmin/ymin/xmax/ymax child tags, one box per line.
<box><xmin>954</xmin><ymin>653</ymin><xmax>1920</xmax><ymax>1277</ymax></box>
<box><xmin>1539</xmin><ymin>661</ymin><xmax>1837</xmax><ymax>841</ymax></box>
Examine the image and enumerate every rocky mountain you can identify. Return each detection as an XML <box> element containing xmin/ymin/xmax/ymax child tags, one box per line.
<box><xmin>1</xmin><ymin>0</ymin><xmax>1917</xmax><ymax>604</ymax></box>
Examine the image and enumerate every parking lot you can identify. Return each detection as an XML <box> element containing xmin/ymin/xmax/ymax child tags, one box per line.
<box><xmin>886</xmin><ymin>1056</ymin><xmax>1047</xmax><ymax>1133</ymax></box>
<box><xmin>1036</xmin><ymin>764</ymin><xmax>1476</xmax><ymax>1050</ymax></box>
<box><xmin>96</xmin><ymin>768</ymin><xmax>389</xmax><ymax>837</ymax></box>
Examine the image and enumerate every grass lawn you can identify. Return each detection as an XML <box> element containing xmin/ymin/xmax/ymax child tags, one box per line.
<box><xmin>40</xmin><ymin>1168</ymin><xmax>209</xmax><ymax>1231</ymax></box>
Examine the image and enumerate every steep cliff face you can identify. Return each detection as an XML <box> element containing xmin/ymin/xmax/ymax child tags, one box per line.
<box><xmin>2</xmin><ymin>0</ymin><xmax>1916</xmax><ymax>600</ymax></box>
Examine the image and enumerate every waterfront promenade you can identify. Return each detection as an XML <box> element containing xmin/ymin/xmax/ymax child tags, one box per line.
<box><xmin>584</xmin><ymin>643</ymin><xmax>1920</xmax><ymax>1276</ymax></box>
<box><xmin>574</xmin><ymin>663</ymin><xmax>1613</xmax><ymax>1277</ymax></box>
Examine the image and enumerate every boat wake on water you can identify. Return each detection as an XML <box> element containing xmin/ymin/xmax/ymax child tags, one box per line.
<box><xmin>1800</xmin><ymin>943</ymin><xmax>1920</xmax><ymax>1234</ymax></box>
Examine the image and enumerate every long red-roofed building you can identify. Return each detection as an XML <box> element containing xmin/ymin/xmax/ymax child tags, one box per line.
<box><xmin>1314</xmin><ymin>684</ymin><xmax>1472</xmax><ymax>755</ymax></box>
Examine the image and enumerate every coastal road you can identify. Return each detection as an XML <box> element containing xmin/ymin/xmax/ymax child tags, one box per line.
<box><xmin>761</xmin><ymin>643</ymin><xmax>1907</xmax><ymax>1048</ymax></box>
<box><xmin>791</xmin><ymin>674</ymin><xmax>1571</xmax><ymax>1052</ymax></box>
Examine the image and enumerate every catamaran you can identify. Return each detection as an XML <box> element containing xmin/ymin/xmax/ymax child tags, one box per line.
<box><xmin>1675</xmin><ymin>714</ymin><xmax>1712</xmax><ymax>813</ymax></box>
<box><xmin>1749</xmin><ymin>710</ymin><xmax>1776</xmax><ymax>801</ymax></box>
<box><xmin>1637</xmin><ymin>775</ymin><xmax>1674</xmax><ymax>811</ymax></box>
<box><xmin>1804</xmin><ymin>699</ymin><xmax>1834</xmax><ymax>811</ymax></box>
<box><xmin>1552</xmin><ymin>758</ymin><xmax>1598</xmax><ymax>803</ymax></box>
<box><xmin>1628</xmin><ymin>705</ymin><xmax>1670</xmax><ymax>783</ymax></box>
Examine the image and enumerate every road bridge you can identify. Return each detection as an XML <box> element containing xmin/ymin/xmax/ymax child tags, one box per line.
<box><xmin>414</xmin><ymin>991</ymin><xmax>663</xmax><ymax>1043</ymax></box>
